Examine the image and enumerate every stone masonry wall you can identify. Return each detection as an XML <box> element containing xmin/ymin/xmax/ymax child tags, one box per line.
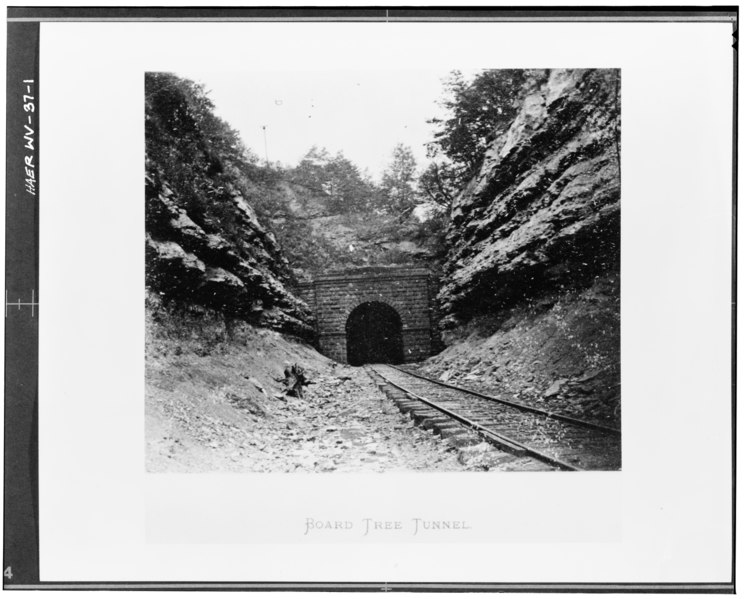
<box><xmin>299</xmin><ymin>267</ymin><xmax>436</xmax><ymax>364</ymax></box>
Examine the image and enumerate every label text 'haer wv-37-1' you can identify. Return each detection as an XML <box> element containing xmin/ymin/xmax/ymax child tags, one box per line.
<box><xmin>22</xmin><ymin>79</ymin><xmax>36</xmax><ymax>197</ymax></box>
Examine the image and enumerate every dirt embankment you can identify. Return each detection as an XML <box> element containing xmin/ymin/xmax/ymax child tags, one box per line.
<box><xmin>416</xmin><ymin>273</ymin><xmax>620</xmax><ymax>429</ymax></box>
<box><xmin>146</xmin><ymin>295</ymin><xmax>466</xmax><ymax>472</ymax></box>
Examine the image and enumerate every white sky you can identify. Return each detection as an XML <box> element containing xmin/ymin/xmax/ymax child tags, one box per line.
<box><xmin>178</xmin><ymin>69</ymin><xmax>476</xmax><ymax>181</ymax></box>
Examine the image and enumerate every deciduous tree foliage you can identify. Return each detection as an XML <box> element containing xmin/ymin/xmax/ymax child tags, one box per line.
<box><xmin>379</xmin><ymin>144</ymin><xmax>419</xmax><ymax>216</ymax></box>
<box><xmin>146</xmin><ymin>72</ymin><xmax>279</xmax><ymax>241</ymax></box>
<box><xmin>426</xmin><ymin>69</ymin><xmax>528</xmax><ymax>188</ymax></box>
<box><xmin>290</xmin><ymin>146</ymin><xmax>377</xmax><ymax>212</ymax></box>
<box><xmin>146</xmin><ymin>72</ymin><xmax>455</xmax><ymax>278</ymax></box>
<box><xmin>417</xmin><ymin>161</ymin><xmax>458</xmax><ymax>211</ymax></box>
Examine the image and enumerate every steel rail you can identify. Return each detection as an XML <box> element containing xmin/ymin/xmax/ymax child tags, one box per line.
<box><xmin>369</xmin><ymin>365</ymin><xmax>583</xmax><ymax>472</ymax></box>
<box><xmin>389</xmin><ymin>364</ymin><xmax>621</xmax><ymax>435</ymax></box>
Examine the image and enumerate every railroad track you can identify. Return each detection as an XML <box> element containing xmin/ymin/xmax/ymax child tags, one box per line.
<box><xmin>367</xmin><ymin>364</ymin><xmax>621</xmax><ymax>471</ymax></box>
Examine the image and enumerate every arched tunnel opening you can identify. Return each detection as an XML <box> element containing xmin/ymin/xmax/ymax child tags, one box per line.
<box><xmin>345</xmin><ymin>301</ymin><xmax>404</xmax><ymax>366</ymax></box>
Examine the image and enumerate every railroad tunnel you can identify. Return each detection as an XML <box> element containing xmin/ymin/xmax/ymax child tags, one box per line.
<box><xmin>294</xmin><ymin>267</ymin><xmax>438</xmax><ymax>364</ymax></box>
<box><xmin>345</xmin><ymin>301</ymin><xmax>404</xmax><ymax>366</ymax></box>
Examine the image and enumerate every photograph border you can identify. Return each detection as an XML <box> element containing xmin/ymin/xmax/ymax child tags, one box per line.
<box><xmin>4</xmin><ymin>5</ymin><xmax>737</xmax><ymax>592</ymax></box>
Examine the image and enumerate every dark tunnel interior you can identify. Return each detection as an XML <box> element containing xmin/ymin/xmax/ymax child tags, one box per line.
<box><xmin>345</xmin><ymin>301</ymin><xmax>404</xmax><ymax>366</ymax></box>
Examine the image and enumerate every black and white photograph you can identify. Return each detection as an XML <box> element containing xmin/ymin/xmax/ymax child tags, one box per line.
<box><xmin>5</xmin><ymin>5</ymin><xmax>734</xmax><ymax>591</ymax></box>
<box><xmin>145</xmin><ymin>68</ymin><xmax>621</xmax><ymax>473</ymax></box>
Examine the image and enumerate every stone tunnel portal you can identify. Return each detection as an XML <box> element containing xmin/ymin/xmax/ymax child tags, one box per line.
<box><xmin>346</xmin><ymin>301</ymin><xmax>404</xmax><ymax>366</ymax></box>
<box><xmin>295</xmin><ymin>267</ymin><xmax>439</xmax><ymax>365</ymax></box>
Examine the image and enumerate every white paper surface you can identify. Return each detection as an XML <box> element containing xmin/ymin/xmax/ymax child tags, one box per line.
<box><xmin>37</xmin><ymin>20</ymin><xmax>732</xmax><ymax>582</ymax></box>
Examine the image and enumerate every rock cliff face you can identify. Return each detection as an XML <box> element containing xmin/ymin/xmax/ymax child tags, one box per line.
<box><xmin>424</xmin><ymin>69</ymin><xmax>621</xmax><ymax>427</ymax></box>
<box><xmin>145</xmin><ymin>170</ymin><xmax>313</xmax><ymax>339</ymax></box>
<box><xmin>439</xmin><ymin>69</ymin><xmax>620</xmax><ymax>327</ymax></box>
<box><xmin>144</xmin><ymin>72</ymin><xmax>312</xmax><ymax>339</ymax></box>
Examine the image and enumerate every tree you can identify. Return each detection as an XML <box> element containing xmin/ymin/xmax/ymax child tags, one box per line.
<box><xmin>418</xmin><ymin>161</ymin><xmax>459</xmax><ymax>211</ymax></box>
<box><xmin>427</xmin><ymin>69</ymin><xmax>529</xmax><ymax>186</ymax></box>
<box><xmin>324</xmin><ymin>154</ymin><xmax>372</xmax><ymax>212</ymax></box>
<box><xmin>291</xmin><ymin>146</ymin><xmax>332</xmax><ymax>193</ymax></box>
<box><xmin>290</xmin><ymin>147</ymin><xmax>375</xmax><ymax>213</ymax></box>
<box><xmin>379</xmin><ymin>144</ymin><xmax>418</xmax><ymax>217</ymax></box>
<box><xmin>145</xmin><ymin>72</ymin><xmax>262</xmax><ymax>235</ymax></box>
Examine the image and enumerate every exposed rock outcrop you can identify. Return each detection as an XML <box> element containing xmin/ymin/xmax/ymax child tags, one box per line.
<box><xmin>145</xmin><ymin>72</ymin><xmax>314</xmax><ymax>339</ymax></box>
<box><xmin>439</xmin><ymin>69</ymin><xmax>620</xmax><ymax>327</ymax></box>
<box><xmin>146</xmin><ymin>171</ymin><xmax>313</xmax><ymax>339</ymax></box>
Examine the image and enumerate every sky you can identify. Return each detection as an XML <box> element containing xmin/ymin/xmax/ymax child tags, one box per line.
<box><xmin>179</xmin><ymin>69</ymin><xmax>476</xmax><ymax>181</ymax></box>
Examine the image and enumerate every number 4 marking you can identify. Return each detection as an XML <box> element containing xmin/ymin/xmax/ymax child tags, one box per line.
<box><xmin>4</xmin><ymin>566</ymin><xmax>12</xmax><ymax>580</ymax></box>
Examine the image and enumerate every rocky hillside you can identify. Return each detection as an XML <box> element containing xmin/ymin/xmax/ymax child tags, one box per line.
<box><xmin>265</xmin><ymin>180</ymin><xmax>440</xmax><ymax>280</ymax></box>
<box><xmin>439</xmin><ymin>69</ymin><xmax>620</xmax><ymax>326</ymax></box>
<box><xmin>145</xmin><ymin>73</ymin><xmax>312</xmax><ymax>339</ymax></box>
<box><xmin>428</xmin><ymin>69</ymin><xmax>621</xmax><ymax>427</ymax></box>
<box><xmin>146</xmin><ymin>294</ymin><xmax>467</xmax><ymax>472</ymax></box>
<box><xmin>417</xmin><ymin>272</ymin><xmax>620</xmax><ymax>428</ymax></box>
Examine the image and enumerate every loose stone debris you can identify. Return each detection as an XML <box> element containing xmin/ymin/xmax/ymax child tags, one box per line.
<box><xmin>147</xmin><ymin>330</ymin><xmax>521</xmax><ymax>472</ymax></box>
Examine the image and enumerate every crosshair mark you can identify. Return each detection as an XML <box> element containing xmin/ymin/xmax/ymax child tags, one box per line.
<box><xmin>5</xmin><ymin>289</ymin><xmax>38</xmax><ymax>317</ymax></box>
